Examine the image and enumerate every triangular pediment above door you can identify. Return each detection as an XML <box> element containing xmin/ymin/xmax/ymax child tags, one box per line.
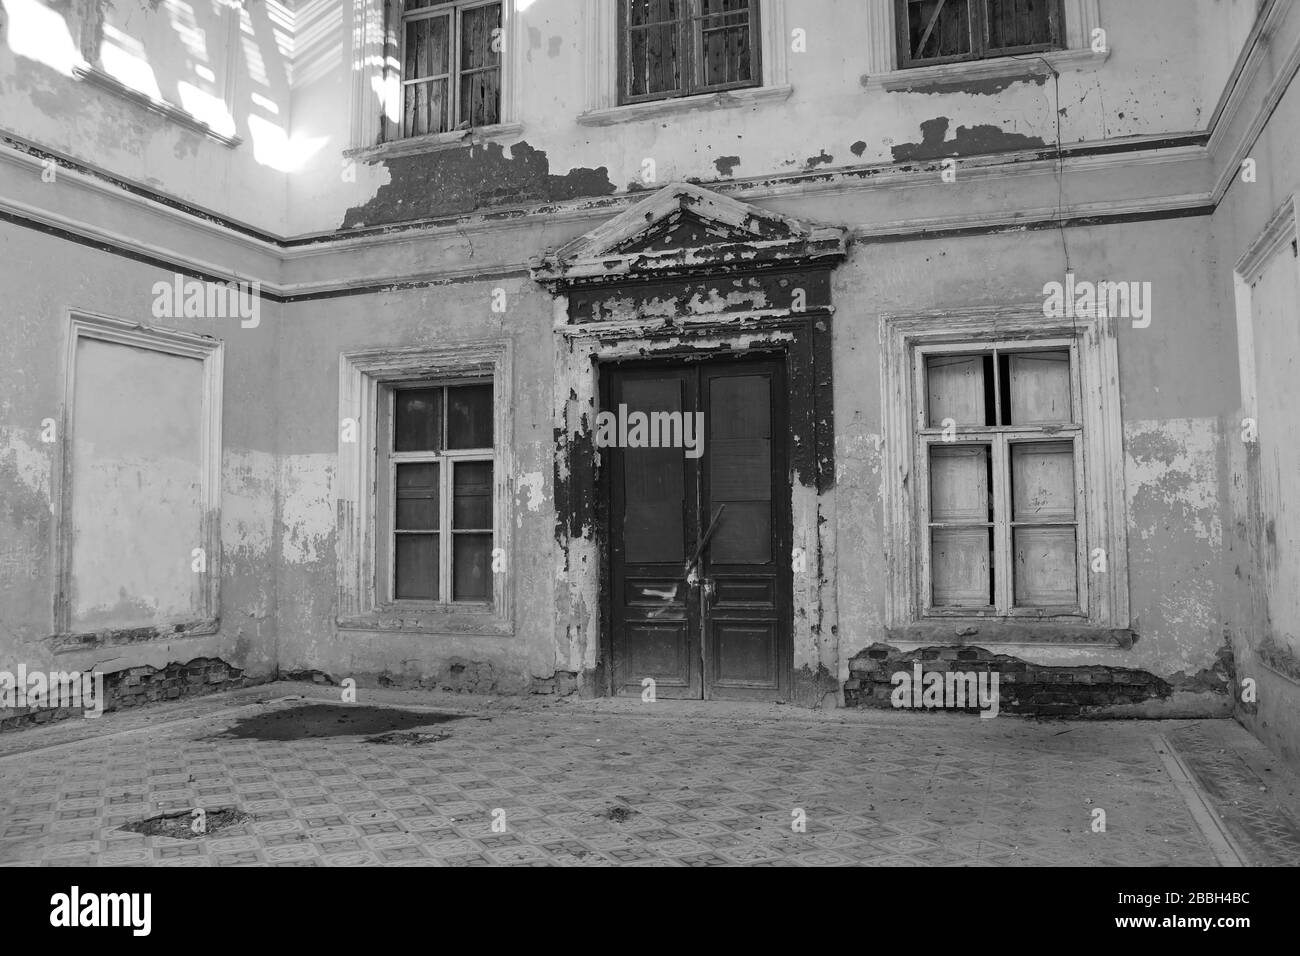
<box><xmin>530</xmin><ymin>182</ymin><xmax>849</xmax><ymax>289</ymax></box>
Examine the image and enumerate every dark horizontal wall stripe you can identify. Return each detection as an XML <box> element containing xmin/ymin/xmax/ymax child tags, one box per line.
<box><xmin>857</xmin><ymin>203</ymin><xmax>1216</xmax><ymax>245</ymax></box>
<box><xmin>0</xmin><ymin>207</ymin><xmax>283</xmax><ymax>298</ymax></box>
<box><xmin>276</xmin><ymin>269</ymin><xmax>533</xmax><ymax>302</ymax></box>
<box><xmin>0</xmin><ymin>203</ymin><xmax>1216</xmax><ymax>304</ymax></box>
<box><xmin>0</xmin><ymin>206</ymin><xmax>529</xmax><ymax>301</ymax></box>
<box><xmin>1</xmin><ymin>132</ymin><xmax>283</xmax><ymax>246</ymax></box>
<box><xmin>4</xmin><ymin>128</ymin><xmax>1212</xmax><ymax>250</ymax></box>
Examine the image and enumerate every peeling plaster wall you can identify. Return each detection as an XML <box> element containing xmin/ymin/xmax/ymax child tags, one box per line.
<box><xmin>0</xmin><ymin>224</ymin><xmax>279</xmax><ymax>688</ymax></box>
<box><xmin>299</xmin><ymin>0</ymin><xmax>1233</xmax><ymax>235</ymax></box>
<box><xmin>832</xmin><ymin>219</ymin><xmax>1235</xmax><ymax>696</ymax></box>
<box><xmin>270</xmin><ymin>277</ymin><xmax>557</xmax><ymax>691</ymax></box>
<box><xmin>0</xmin><ymin>0</ymin><xmax>1282</xmax><ymax>725</ymax></box>
<box><xmin>1212</xmin><ymin>51</ymin><xmax>1300</xmax><ymax>772</ymax></box>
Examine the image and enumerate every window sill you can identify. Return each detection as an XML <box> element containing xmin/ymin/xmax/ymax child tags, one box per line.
<box><xmin>346</xmin><ymin>123</ymin><xmax>524</xmax><ymax>163</ymax></box>
<box><xmin>887</xmin><ymin>622</ymin><xmax>1134</xmax><ymax>649</ymax></box>
<box><xmin>862</xmin><ymin>47</ymin><xmax>1110</xmax><ymax>94</ymax></box>
<box><xmin>337</xmin><ymin>608</ymin><xmax>512</xmax><ymax>637</ymax></box>
<box><xmin>577</xmin><ymin>84</ymin><xmax>794</xmax><ymax>127</ymax></box>
<box><xmin>72</xmin><ymin>66</ymin><xmax>242</xmax><ymax>148</ymax></box>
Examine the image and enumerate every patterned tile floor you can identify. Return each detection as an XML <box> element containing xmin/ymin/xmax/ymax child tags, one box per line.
<box><xmin>0</xmin><ymin>686</ymin><xmax>1289</xmax><ymax>866</ymax></box>
<box><xmin>1165</xmin><ymin>721</ymin><xmax>1300</xmax><ymax>866</ymax></box>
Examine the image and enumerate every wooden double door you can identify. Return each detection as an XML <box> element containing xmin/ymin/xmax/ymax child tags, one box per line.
<box><xmin>604</xmin><ymin>354</ymin><xmax>792</xmax><ymax>700</ymax></box>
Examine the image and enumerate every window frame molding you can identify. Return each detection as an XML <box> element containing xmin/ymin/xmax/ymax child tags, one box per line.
<box><xmin>616</xmin><ymin>0</ymin><xmax>763</xmax><ymax>106</ymax></box>
<box><xmin>55</xmin><ymin>312</ymin><xmax>225</xmax><ymax>642</ymax></box>
<box><xmin>914</xmin><ymin>339</ymin><xmax>1088</xmax><ymax>619</ymax></box>
<box><xmin>582</xmin><ymin>0</ymin><xmax>789</xmax><ymax>123</ymax></box>
<box><xmin>337</xmin><ymin>341</ymin><xmax>513</xmax><ymax>635</ymax></box>
<box><xmin>1233</xmin><ymin>195</ymin><xmax>1298</xmax><ymax>422</ymax></box>
<box><xmin>863</xmin><ymin>0</ymin><xmax>1103</xmax><ymax>88</ymax></box>
<box><xmin>377</xmin><ymin>379</ymin><xmax>496</xmax><ymax>606</ymax></box>
<box><xmin>881</xmin><ymin>304</ymin><xmax>1129</xmax><ymax>637</ymax></box>
<box><xmin>350</xmin><ymin>0</ymin><xmax>523</xmax><ymax>152</ymax></box>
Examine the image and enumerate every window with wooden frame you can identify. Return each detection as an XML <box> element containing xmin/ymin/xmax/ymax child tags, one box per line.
<box><xmin>400</xmin><ymin>0</ymin><xmax>502</xmax><ymax>137</ymax></box>
<box><xmin>917</xmin><ymin>341</ymin><xmax>1086</xmax><ymax>617</ymax></box>
<box><xmin>895</xmin><ymin>0</ymin><xmax>1064</xmax><ymax>69</ymax></box>
<box><xmin>377</xmin><ymin>381</ymin><xmax>495</xmax><ymax>604</ymax></box>
<box><xmin>619</xmin><ymin>0</ymin><xmax>761</xmax><ymax>105</ymax></box>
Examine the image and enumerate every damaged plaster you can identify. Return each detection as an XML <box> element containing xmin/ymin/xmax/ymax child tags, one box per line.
<box><xmin>342</xmin><ymin>141</ymin><xmax>616</xmax><ymax>229</ymax></box>
<box><xmin>891</xmin><ymin>117</ymin><xmax>1048</xmax><ymax>162</ymax></box>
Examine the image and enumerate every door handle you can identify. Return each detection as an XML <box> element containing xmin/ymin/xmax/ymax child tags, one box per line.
<box><xmin>702</xmin><ymin>578</ymin><xmax>716</xmax><ymax>603</ymax></box>
<box><xmin>684</xmin><ymin>504</ymin><xmax>727</xmax><ymax>580</ymax></box>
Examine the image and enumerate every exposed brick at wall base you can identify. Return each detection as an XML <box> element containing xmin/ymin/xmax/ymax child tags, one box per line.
<box><xmin>0</xmin><ymin>657</ymin><xmax>248</xmax><ymax>733</ymax></box>
<box><xmin>842</xmin><ymin>643</ymin><xmax>1227</xmax><ymax>717</ymax></box>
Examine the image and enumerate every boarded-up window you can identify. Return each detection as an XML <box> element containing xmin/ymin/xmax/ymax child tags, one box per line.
<box><xmin>61</xmin><ymin>317</ymin><xmax>223</xmax><ymax>636</ymax></box>
<box><xmin>920</xmin><ymin>345</ymin><xmax>1084</xmax><ymax>614</ymax></box>
<box><xmin>620</xmin><ymin>0</ymin><xmax>761</xmax><ymax>104</ymax></box>
<box><xmin>896</xmin><ymin>0</ymin><xmax>1064</xmax><ymax>69</ymax></box>
<box><xmin>401</xmin><ymin>0</ymin><xmax>501</xmax><ymax>137</ymax></box>
<box><xmin>383</xmin><ymin>382</ymin><xmax>494</xmax><ymax>603</ymax></box>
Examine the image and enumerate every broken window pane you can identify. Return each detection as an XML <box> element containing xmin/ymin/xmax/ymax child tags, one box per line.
<box><xmin>905</xmin><ymin>0</ymin><xmax>973</xmax><ymax>61</ymax></box>
<box><xmin>628</xmin><ymin>0</ymin><xmax>682</xmax><ymax>97</ymax></box>
<box><xmin>447</xmin><ymin>383</ymin><xmax>493</xmax><ymax>449</ymax></box>
<box><xmin>624</xmin><ymin>0</ymin><xmax>757</xmax><ymax>102</ymax></box>
<box><xmin>986</xmin><ymin>0</ymin><xmax>1056</xmax><ymax>51</ymax></box>
<box><xmin>900</xmin><ymin>0</ymin><xmax>1061</xmax><ymax>67</ymax></box>
<box><xmin>403</xmin><ymin>14</ymin><xmax>451</xmax><ymax>135</ymax></box>
<box><xmin>698</xmin><ymin>0</ymin><xmax>753</xmax><ymax>88</ymax></box>
<box><xmin>395</xmin><ymin>387</ymin><xmax>442</xmax><ymax>452</ymax></box>
<box><xmin>459</xmin><ymin>2</ymin><xmax>501</xmax><ymax>127</ymax></box>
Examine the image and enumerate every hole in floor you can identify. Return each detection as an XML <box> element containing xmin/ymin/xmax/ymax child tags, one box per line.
<box><xmin>207</xmin><ymin>704</ymin><xmax>467</xmax><ymax>741</ymax></box>
<box><xmin>118</xmin><ymin>807</ymin><xmax>252</xmax><ymax>840</ymax></box>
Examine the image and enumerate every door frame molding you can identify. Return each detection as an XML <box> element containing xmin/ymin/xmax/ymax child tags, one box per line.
<box><xmin>550</xmin><ymin>309</ymin><xmax>837</xmax><ymax>702</ymax></box>
<box><xmin>532</xmin><ymin>182</ymin><xmax>849</xmax><ymax>703</ymax></box>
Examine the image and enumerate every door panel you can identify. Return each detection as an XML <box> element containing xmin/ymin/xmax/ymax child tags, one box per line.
<box><xmin>701</xmin><ymin>364</ymin><xmax>787</xmax><ymax>699</ymax></box>
<box><xmin>609</xmin><ymin>368</ymin><xmax>700</xmax><ymax>698</ymax></box>
<box><xmin>606</xmin><ymin>356</ymin><xmax>790</xmax><ymax>701</ymax></box>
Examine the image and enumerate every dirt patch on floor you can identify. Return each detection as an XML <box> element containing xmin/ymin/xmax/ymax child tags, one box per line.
<box><xmin>119</xmin><ymin>807</ymin><xmax>251</xmax><ymax>840</ymax></box>
<box><xmin>207</xmin><ymin>704</ymin><xmax>467</xmax><ymax>741</ymax></box>
<box><xmin>603</xmin><ymin>805</ymin><xmax>637</xmax><ymax>823</ymax></box>
<box><xmin>366</xmin><ymin>730</ymin><xmax>454</xmax><ymax>746</ymax></box>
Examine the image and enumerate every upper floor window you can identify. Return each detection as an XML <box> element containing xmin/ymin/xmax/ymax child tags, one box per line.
<box><xmin>896</xmin><ymin>0</ymin><xmax>1064</xmax><ymax>69</ymax></box>
<box><xmin>619</xmin><ymin>0</ymin><xmax>761</xmax><ymax>105</ymax></box>
<box><xmin>401</xmin><ymin>0</ymin><xmax>502</xmax><ymax>137</ymax></box>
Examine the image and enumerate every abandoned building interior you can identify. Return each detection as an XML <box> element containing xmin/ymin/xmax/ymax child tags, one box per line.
<box><xmin>0</xmin><ymin>0</ymin><xmax>1298</xmax><ymax>780</ymax></box>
